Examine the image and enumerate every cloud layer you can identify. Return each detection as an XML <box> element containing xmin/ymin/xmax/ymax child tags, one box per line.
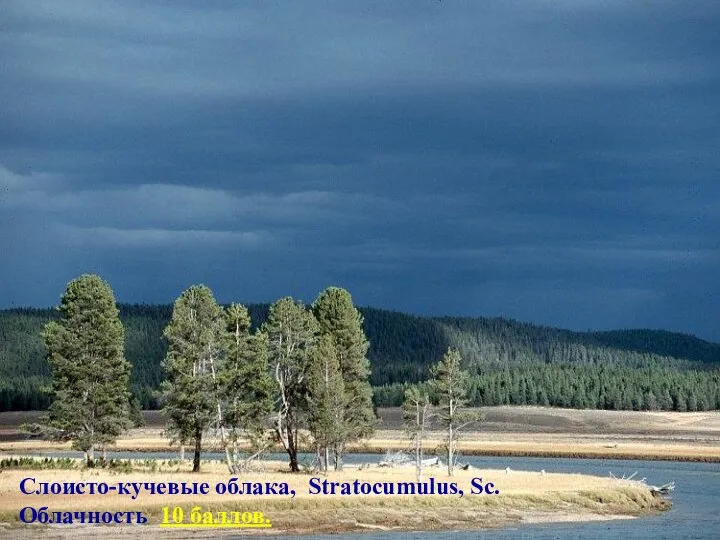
<box><xmin>1</xmin><ymin>0</ymin><xmax>719</xmax><ymax>339</ymax></box>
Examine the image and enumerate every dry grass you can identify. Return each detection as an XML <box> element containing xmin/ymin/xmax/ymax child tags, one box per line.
<box><xmin>4</xmin><ymin>407</ymin><xmax>719</xmax><ymax>461</ymax></box>
<box><xmin>3</xmin><ymin>431</ymin><xmax>717</xmax><ymax>462</ymax></box>
<box><xmin>357</xmin><ymin>433</ymin><xmax>720</xmax><ymax>461</ymax></box>
<box><xmin>0</xmin><ymin>460</ymin><xmax>669</xmax><ymax>537</ymax></box>
<box><xmin>0</xmin><ymin>404</ymin><xmax>705</xmax><ymax>536</ymax></box>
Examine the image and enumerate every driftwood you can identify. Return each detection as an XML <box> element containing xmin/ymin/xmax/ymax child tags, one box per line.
<box><xmin>648</xmin><ymin>482</ymin><xmax>675</xmax><ymax>496</ymax></box>
<box><xmin>378</xmin><ymin>451</ymin><xmax>441</xmax><ymax>468</ymax></box>
<box><xmin>610</xmin><ymin>471</ymin><xmax>675</xmax><ymax>496</ymax></box>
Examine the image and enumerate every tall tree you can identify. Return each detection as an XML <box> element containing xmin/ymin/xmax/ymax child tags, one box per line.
<box><xmin>262</xmin><ymin>297</ymin><xmax>316</xmax><ymax>472</ymax></box>
<box><xmin>312</xmin><ymin>287</ymin><xmax>376</xmax><ymax>470</ymax></box>
<box><xmin>220</xmin><ymin>303</ymin><xmax>274</xmax><ymax>472</ymax></box>
<box><xmin>160</xmin><ymin>285</ymin><xmax>225</xmax><ymax>472</ymax></box>
<box><xmin>41</xmin><ymin>274</ymin><xmax>132</xmax><ymax>465</ymax></box>
<box><xmin>307</xmin><ymin>334</ymin><xmax>347</xmax><ymax>472</ymax></box>
<box><xmin>402</xmin><ymin>384</ymin><xmax>433</xmax><ymax>481</ymax></box>
<box><xmin>430</xmin><ymin>348</ymin><xmax>477</xmax><ymax>476</ymax></box>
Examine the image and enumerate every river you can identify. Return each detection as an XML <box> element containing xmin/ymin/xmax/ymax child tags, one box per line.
<box><xmin>27</xmin><ymin>451</ymin><xmax>720</xmax><ymax>539</ymax></box>
<box><xmin>281</xmin><ymin>456</ymin><xmax>719</xmax><ymax>540</ymax></box>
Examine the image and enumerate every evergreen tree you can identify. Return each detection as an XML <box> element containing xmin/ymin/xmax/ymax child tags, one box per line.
<box><xmin>673</xmin><ymin>392</ymin><xmax>687</xmax><ymax>412</ymax></box>
<box><xmin>312</xmin><ymin>287</ymin><xmax>376</xmax><ymax>469</ymax></box>
<box><xmin>698</xmin><ymin>394</ymin><xmax>710</xmax><ymax>411</ymax></box>
<box><xmin>5</xmin><ymin>300</ymin><xmax>720</xmax><ymax>414</ymax></box>
<box><xmin>41</xmin><ymin>274</ymin><xmax>132</xmax><ymax>465</ymax></box>
<box><xmin>430</xmin><ymin>348</ymin><xmax>478</xmax><ymax>476</ymax></box>
<box><xmin>263</xmin><ymin>297</ymin><xmax>316</xmax><ymax>472</ymax></box>
<box><xmin>660</xmin><ymin>389</ymin><xmax>673</xmax><ymax>411</ymax></box>
<box><xmin>160</xmin><ymin>285</ymin><xmax>225</xmax><ymax>472</ymax></box>
<box><xmin>219</xmin><ymin>303</ymin><xmax>274</xmax><ymax>472</ymax></box>
<box><xmin>644</xmin><ymin>390</ymin><xmax>659</xmax><ymax>411</ymax></box>
<box><xmin>306</xmin><ymin>334</ymin><xmax>346</xmax><ymax>472</ymax></box>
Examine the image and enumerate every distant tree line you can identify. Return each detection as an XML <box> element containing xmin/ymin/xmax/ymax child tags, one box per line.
<box><xmin>376</xmin><ymin>363</ymin><xmax>720</xmax><ymax>411</ymax></box>
<box><xmin>2</xmin><ymin>297</ymin><xmax>719</xmax><ymax>412</ymax></box>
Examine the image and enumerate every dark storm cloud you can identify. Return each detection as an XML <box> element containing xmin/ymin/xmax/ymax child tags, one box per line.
<box><xmin>1</xmin><ymin>0</ymin><xmax>719</xmax><ymax>340</ymax></box>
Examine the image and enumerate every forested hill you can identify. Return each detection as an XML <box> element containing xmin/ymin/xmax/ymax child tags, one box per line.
<box><xmin>1</xmin><ymin>304</ymin><xmax>719</xmax><ymax>411</ymax></box>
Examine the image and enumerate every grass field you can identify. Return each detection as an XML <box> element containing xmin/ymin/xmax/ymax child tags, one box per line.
<box><xmin>3</xmin><ymin>406</ymin><xmax>719</xmax><ymax>462</ymax></box>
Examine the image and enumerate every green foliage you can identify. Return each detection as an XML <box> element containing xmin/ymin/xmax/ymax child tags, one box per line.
<box><xmin>430</xmin><ymin>349</ymin><xmax>468</xmax><ymax>410</ymax></box>
<box><xmin>429</xmin><ymin>348</ymin><xmax>479</xmax><ymax>476</ymax></box>
<box><xmin>160</xmin><ymin>284</ymin><xmax>225</xmax><ymax>472</ymax></box>
<box><xmin>0</xmin><ymin>457</ymin><xmax>75</xmax><ymax>470</ymax></box>
<box><xmin>306</xmin><ymin>333</ymin><xmax>347</xmax><ymax>470</ymax></box>
<box><xmin>312</xmin><ymin>287</ymin><xmax>377</xmax><ymax>461</ymax></box>
<box><xmin>402</xmin><ymin>385</ymin><xmax>432</xmax><ymax>436</ymax></box>
<box><xmin>262</xmin><ymin>296</ymin><xmax>317</xmax><ymax>472</ymax></box>
<box><xmin>2</xmin><ymin>303</ymin><xmax>720</xmax><ymax>413</ymax></box>
<box><xmin>376</xmin><ymin>362</ymin><xmax>720</xmax><ymax>413</ymax></box>
<box><xmin>41</xmin><ymin>274</ymin><xmax>133</xmax><ymax>458</ymax></box>
<box><xmin>221</xmin><ymin>303</ymin><xmax>274</xmax><ymax>448</ymax></box>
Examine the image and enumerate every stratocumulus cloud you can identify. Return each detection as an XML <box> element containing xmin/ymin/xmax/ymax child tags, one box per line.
<box><xmin>0</xmin><ymin>0</ymin><xmax>718</xmax><ymax>339</ymax></box>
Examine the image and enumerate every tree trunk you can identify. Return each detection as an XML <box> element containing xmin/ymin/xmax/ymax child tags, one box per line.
<box><xmin>211</xmin><ymin>356</ymin><xmax>233</xmax><ymax>473</ymax></box>
<box><xmin>85</xmin><ymin>447</ymin><xmax>94</xmax><ymax>467</ymax></box>
<box><xmin>193</xmin><ymin>428</ymin><xmax>202</xmax><ymax>473</ymax></box>
<box><xmin>287</xmin><ymin>425</ymin><xmax>299</xmax><ymax>472</ymax></box>
<box><xmin>415</xmin><ymin>437</ymin><xmax>422</xmax><ymax>481</ymax></box>
<box><xmin>180</xmin><ymin>444</ymin><xmax>185</xmax><ymax>462</ymax></box>
<box><xmin>447</xmin><ymin>424</ymin><xmax>454</xmax><ymax>477</ymax></box>
<box><xmin>224</xmin><ymin>445</ymin><xmax>234</xmax><ymax>473</ymax></box>
<box><xmin>334</xmin><ymin>444</ymin><xmax>343</xmax><ymax>471</ymax></box>
<box><xmin>324</xmin><ymin>446</ymin><xmax>330</xmax><ymax>473</ymax></box>
<box><xmin>415</xmin><ymin>403</ymin><xmax>423</xmax><ymax>481</ymax></box>
<box><xmin>102</xmin><ymin>446</ymin><xmax>107</xmax><ymax>464</ymax></box>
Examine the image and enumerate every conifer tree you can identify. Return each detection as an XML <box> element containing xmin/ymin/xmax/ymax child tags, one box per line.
<box><xmin>430</xmin><ymin>348</ymin><xmax>478</xmax><ymax>476</ymax></box>
<box><xmin>41</xmin><ymin>274</ymin><xmax>132</xmax><ymax>465</ymax></box>
<box><xmin>160</xmin><ymin>285</ymin><xmax>225</xmax><ymax>472</ymax></box>
<box><xmin>312</xmin><ymin>287</ymin><xmax>376</xmax><ymax>470</ymax></box>
<box><xmin>263</xmin><ymin>297</ymin><xmax>316</xmax><ymax>472</ymax></box>
<box><xmin>220</xmin><ymin>303</ymin><xmax>274</xmax><ymax>472</ymax></box>
<box><xmin>307</xmin><ymin>334</ymin><xmax>346</xmax><ymax>472</ymax></box>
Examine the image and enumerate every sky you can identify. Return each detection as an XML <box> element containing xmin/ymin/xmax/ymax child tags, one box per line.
<box><xmin>1</xmin><ymin>0</ymin><xmax>719</xmax><ymax>340</ymax></box>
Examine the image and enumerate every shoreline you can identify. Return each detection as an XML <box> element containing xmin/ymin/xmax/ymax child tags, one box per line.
<box><xmin>0</xmin><ymin>464</ymin><xmax>670</xmax><ymax>537</ymax></box>
<box><xmin>3</xmin><ymin>437</ymin><xmax>718</xmax><ymax>464</ymax></box>
<box><xmin>0</xmin><ymin>507</ymin><xmax>650</xmax><ymax>539</ymax></box>
<box><xmin>3</xmin><ymin>406</ymin><xmax>719</xmax><ymax>464</ymax></box>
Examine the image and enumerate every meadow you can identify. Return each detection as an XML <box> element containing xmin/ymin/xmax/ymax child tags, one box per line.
<box><xmin>3</xmin><ymin>406</ymin><xmax>719</xmax><ymax>462</ymax></box>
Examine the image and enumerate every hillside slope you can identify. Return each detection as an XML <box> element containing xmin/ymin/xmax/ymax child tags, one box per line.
<box><xmin>1</xmin><ymin>304</ymin><xmax>718</xmax><ymax>411</ymax></box>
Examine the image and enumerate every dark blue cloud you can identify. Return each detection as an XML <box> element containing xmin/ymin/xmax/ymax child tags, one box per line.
<box><xmin>1</xmin><ymin>0</ymin><xmax>718</xmax><ymax>340</ymax></box>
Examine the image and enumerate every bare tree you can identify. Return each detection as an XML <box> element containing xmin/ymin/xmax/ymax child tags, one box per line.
<box><xmin>403</xmin><ymin>385</ymin><xmax>433</xmax><ymax>481</ymax></box>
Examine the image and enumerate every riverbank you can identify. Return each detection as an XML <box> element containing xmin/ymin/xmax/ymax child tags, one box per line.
<box><xmin>0</xmin><ymin>461</ymin><xmax>669</xmax><ymax>537</ymax></box>
<box><xmin>6</xmin><ymin>433</ymin><xmax>714</xmax><ymax>463</ymax></box>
